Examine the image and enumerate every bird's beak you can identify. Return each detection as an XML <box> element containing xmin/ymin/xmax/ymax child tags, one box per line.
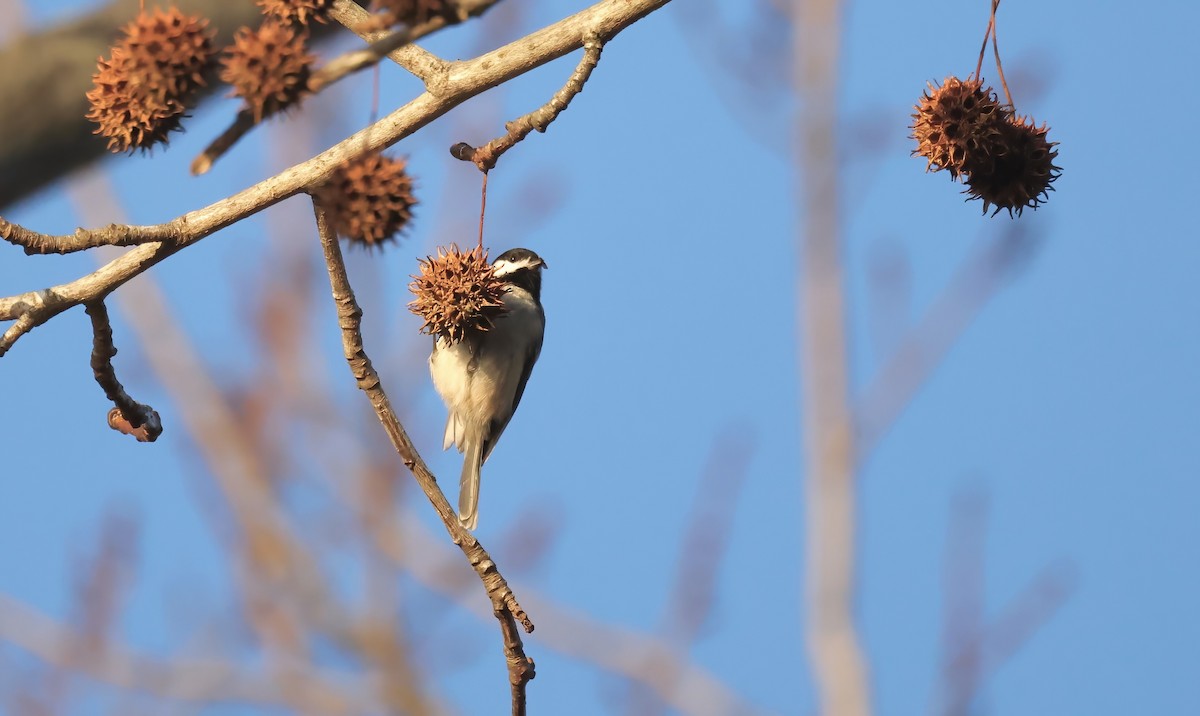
<box><xmin>538</xmin><ymin>258</ymin><xmax>549</xmax><ymax>269</ymax></box>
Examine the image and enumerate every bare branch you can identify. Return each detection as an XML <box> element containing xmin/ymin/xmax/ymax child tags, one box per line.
<box><xmin>2</xmin><ymin>0</ymin><xmax>674</xmax><ymax>357</ymax></box>
<box><xmin>0</xmin><ymin>217</ymin><xmax>178</xmax><ymax>255</ymax></box>
<box><xmin>454</xmin><ymin>32</ymin><xmax>604</xmax><ymax>172</ymax></box>
<box><xmin>793</xmin><ymin>0</ymin><xmax>872</xmax><ymax>713</ymax></box>
<box><xmin>0</xmin><ymin>311</ymin><xmax>36</xmax><ymax>357</ymax></box>
<box><xmin>312</xmin><ymin>197</ymin><xmax>535</xmax><ymax>712</ymax></box>
<box><xmin>0</xmin><ymin>593</ymin><xmax>369</xmax><ymax>710</ymax></box>
<box><xmin>381</xmin><ymin>518</ymin><xmax>777</xmax><ymax>716</ymax></box>
<box><xmin>84</xmin><ymin>300</ymin><xmax>162</xmax><ymax>441</ymax></box>
<box><xmin>853</xmin><ymin>225</ymin><xmax>1039</xmax><ymax>457</ymax></box>
<box><xmin>933</xmin><ymin>489</ymin><xmax>1076</xmax><ymax>716</ymax></box>
<box><xmin>621</xmin><ymin>427</ymin><xmax>757</xmax><ymax>715</ymax></box>
<box><xmin>322</xmin><ymin>0</ymin><xmax>474</xmax><ymax>86</ymax></box>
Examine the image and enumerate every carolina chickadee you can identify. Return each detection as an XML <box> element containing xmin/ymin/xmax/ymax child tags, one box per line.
<box><xmin>429</xmin><ymin>248</ymin><xmax>547</xmax><ymax>530</ymax></box>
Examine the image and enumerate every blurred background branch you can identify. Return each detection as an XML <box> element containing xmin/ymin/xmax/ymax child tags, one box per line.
<box><xmin>794</xmin><ymin>0</ymin><xmax>873</xmax><ymax>714</ymax></box>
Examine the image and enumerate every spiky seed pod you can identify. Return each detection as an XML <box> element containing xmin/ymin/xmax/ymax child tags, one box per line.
<box><xmin>121</xmin><ymin>7</ymin><xmax>216</xmax><ymax>97</ymax></box>
<box><xmin>87</xmin><ymin>46</ymin><xmax>185</xmax><ymax>152</ymax></box>
<box><xmin>85</xmin><ymin>7</ymin><xmax>216</xmax><ymax>153</ymax></box>
<box><xmin>219</xmin><ymin>21</ymin><xmax>315</xmax><ymax>123</ymax></box>
<box><xmin>257</xmin><ymin>0</ymin><xmax>334</xmax><ymax>25</ymax></box>
<box><xmin>911</xmin><ymin>76</ymin><xmax>1008</xmax><ymax>180</ymax></box>
<box><xmin>409</xmin><ymin>246</ymin><xmax>509</xmax><ymax>345</ymax></box>
<box><xmin>964</xmin><ymin>115</ymin><xmax>1061</xmax><ymax>217</ymax></box>
<box><xmin>317</xmin><ymin>153</ymin><xmax>418</xmax><ymax>248</ymax></box>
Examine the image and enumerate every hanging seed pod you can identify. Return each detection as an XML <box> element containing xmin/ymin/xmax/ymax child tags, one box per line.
<box><xmin>963</xmin><ymin>115</ymin><xmax>1061</xmax><ymax>217</ymax></box>
<box><xmin>911</xmin><ymin>75</ymin><xmax>1009</xmax><ymax>180</ymax></box>
<box><xmin>409</xmin><ymin>246</ymin><xmax>509</xmax><ymax>345</ymax></box>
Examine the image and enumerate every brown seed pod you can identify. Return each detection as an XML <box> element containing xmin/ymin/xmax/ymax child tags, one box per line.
<box><xmin>317</xmin><ymin>153</ymin><xmax>418</xmax><ymax>248</ymax></box>
<box><xmin>911</xmin><ymin>75</ymin><xmax>1008</xmax><ymax>180</ymax></box>
<box><xmin>219</xmin><ymin>20</ymin><xmax>315</xmax><ymax>123</ymax></box>
<box><xmin>409</xmin><ymin>246</ymin><xmax>509</xmax><ymax>345</ymax></box>
<box><xmin>85</xmin><ymin>7</ymin><xmax>216</xmax><ymax>153</ymax></box>
<box><xmin>964</xmin><ymin>115</ymin><xmax>1060</xmax><ymax>217</ymax></box>
<box><xmin>257</xmin><ymin>0</ymin><xmax>334</xmax><ymax>25</ymax></box>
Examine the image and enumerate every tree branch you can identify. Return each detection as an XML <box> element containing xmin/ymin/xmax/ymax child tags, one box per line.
<box><xmin>453</xmin><ymin>31</ymin><xmax>604</xmax><ymax>172</ymax></box>
<box><xmin>2</xmin><ymin>0</ymin><xmax>674</xmax><ymax>357</ymax></box>
<box><xmin>0</xmin><ymin>215</ymin><xmax>180</xmax><ymax>256</ymax></box>
<box><xmin>793</xmin><ymin>0</ymin><xmax>872</xmax><ymax>713</ymax></box>
<box><xmin>0</xmin><ymin>592</ymin><xmax>369</xmax><ymax>711</ymax></box>
<box><xmin>189</xmin><ymin>0</ymin><xmax>492</xmax><ymax>176</ymax></box>
<box><xmin>312</xmin><ymin>197</ymin><xmax>534</xmax><ymax>713</ymax></box>
<box><xmin>322</xmin><ymin>0</ymin><xmax>477</xmax><ymax>87</ymax></box>
<box><xmin>853</xmin><ymin>225</ymin><xmax>1039</xmax><ymax>458</ymax></box>
<box><xmin>84</xmin><ymin>300</ymin><xmax>162</xmax><ymax>441</ymax></box>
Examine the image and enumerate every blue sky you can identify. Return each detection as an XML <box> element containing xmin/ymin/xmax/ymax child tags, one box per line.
<box><xmin>2</xmin><ymin>1</ymin><xmax>1199</xmax><ymax>714</ymax></box>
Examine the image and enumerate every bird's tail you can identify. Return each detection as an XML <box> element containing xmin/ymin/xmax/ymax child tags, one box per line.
<box><xmin>458</xmin><ymin>439</ymin><xmax>484</xmax><ymax>531</ymax></box>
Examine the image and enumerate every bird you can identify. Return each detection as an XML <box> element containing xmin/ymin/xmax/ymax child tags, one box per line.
<box><xmin>429</xmin><ymin>247</ymin><xmax>547</xmax><ymax>530</ymax></box>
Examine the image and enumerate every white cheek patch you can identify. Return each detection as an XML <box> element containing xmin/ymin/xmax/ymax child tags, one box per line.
<box><xmin>493</xmin><ymin>257</ymin><xmax>535</xmax><ymax>277</ymax></box>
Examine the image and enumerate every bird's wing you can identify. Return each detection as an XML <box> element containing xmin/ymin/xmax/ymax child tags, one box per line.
<box><xmin>481</xmin><ymin>332</ymin><xmax>543</xmax><ymax>464</ymax></box>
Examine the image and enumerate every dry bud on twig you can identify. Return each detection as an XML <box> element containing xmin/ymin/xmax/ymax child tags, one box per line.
<box><xmin>408</xmin><ymin>246</ymin><xmax>507</xmax><ymax>345</ymax></box>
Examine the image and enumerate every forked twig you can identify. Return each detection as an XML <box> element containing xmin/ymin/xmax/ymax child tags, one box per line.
<box><xmin>311</xmin><ymin>197</ymin><xmax>534</xmax><ymax>714</ymax></box>
<box><xmin>453</xmin><ymin>32</ymin><xmax>604</xmax><ymax>173</ymax></box>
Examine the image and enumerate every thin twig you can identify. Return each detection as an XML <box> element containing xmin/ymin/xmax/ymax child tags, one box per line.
<box><xmin>622</xmin><ymin>427</ymin><xmax>757</xmax><ymax>715</ymax></box>
<box><xmin>0</xmin><ymin>310</ymin><xmax>35</xmax><ymax>357</ymax></box>
<box><xmin>190</xmin><ymin>110</ymin><xmax>257</xmax><ymax>176</ymax></box>
<box><xmin>329</xmin><ymin>0</ymin><xmax>496</xmax><ymax>86</ymax></box>
<box><xmin>456</xmin><ymin>32</ymin><xmax>604</xmax><ymax>172</ymax></box>
<box><xmin>478</xmin><ymin>172</ymin><xmax>488</xmax><ymax>250</ymax></box>
<box><xmin>0</xmin><ymin>592</ymin><xmax>370</xmax><ymax>710</ymax></box>
<box><xmin>853</xmin><ymin>225</ymin><xmax>1038</xmax><ymax>457</ymax></box>
<box><xmin>66</xmin><ymin>168</ymin><xmax>366</xmax><ymax>712</ymax></box>
<box><xmin>972</xmin><ymin>1</ymin><xmax>994</xmax><ymax>81</ymax></box>
<box><xmin>988</xmin><ymin>0</ymin><xmax>1014</xmax><ymax>108</ymax></box>
<box><xmin>931</xmin><ymin>489</ymin><xmax>1077</xmax><ymax>716</ymax></box>
<box><xmin>311</xmin><ymin>197</ymin><xmax>535</xmax><ymax>713</ymax></box>
<box><xmin>316</xmin><ymin>5</ymin><xmax>450</xmax><ymax>89</ymax></box>
<box><xmin>381</xmin><ymin>517</ymin><xmax>775</xmax><ymax>716</ymax></box>
<box><xmin>84</xmin><ymin>300</ymin><xmax>162</xmax><ymax>441</ymax></box>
